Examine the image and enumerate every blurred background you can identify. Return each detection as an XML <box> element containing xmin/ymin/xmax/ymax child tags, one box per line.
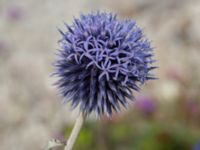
<box><xmin>0</xmin><ymin>0</ymin><xmax>200</xmax><ymax>149</ymax></box>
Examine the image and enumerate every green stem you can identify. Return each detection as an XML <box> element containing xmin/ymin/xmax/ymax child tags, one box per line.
<box><xmin>64</xmin><ymin>112</ymin><xmax>85</xmax><ymax>150</ymax></box>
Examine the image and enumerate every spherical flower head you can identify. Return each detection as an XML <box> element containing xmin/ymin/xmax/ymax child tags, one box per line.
<box><xmin>54</xmin><ymin>12</ymin><xmax>156</xmax><ymax>117</ymax></box>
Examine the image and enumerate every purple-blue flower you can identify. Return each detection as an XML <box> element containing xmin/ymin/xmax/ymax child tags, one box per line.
<box><xmin>54</xmin><ymin>12</ymin><xmax>156</xmax><ymax>117</ymax></box>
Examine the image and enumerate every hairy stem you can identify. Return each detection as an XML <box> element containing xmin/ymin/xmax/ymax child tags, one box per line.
<box><xmin>64</xmin><ymin>112</ymin><xmax>85</xmax><ymax>150</ymax></box>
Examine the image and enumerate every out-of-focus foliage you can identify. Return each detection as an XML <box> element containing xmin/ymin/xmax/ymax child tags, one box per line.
<box><xmin>63</xmin><ymin>94</ymin><xmax>200</xmax><ymax>150</ymax></box>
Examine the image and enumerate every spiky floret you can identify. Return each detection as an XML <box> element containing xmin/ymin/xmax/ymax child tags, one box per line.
<box><xmin>54</xmin><ymin>12</ymin><xmax>156</xmax><ymax>117</ymax></box>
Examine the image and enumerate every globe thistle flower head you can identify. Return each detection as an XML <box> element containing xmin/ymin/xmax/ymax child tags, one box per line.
<box><xmin>54</xmin><ymin>12</ymin><xmax>156</xmax><ymax>117</ymax></box>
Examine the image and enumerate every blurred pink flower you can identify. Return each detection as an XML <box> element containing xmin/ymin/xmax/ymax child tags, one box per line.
<box><xmin>6</xmin><ymin>5</ymin><xmax>23</xmax><ymax>21</ymax></box>
<box><xmin>184</xmin><ymin>99</ymin><xmax>200</xmax><ymax>116</ymax></box>
<box><xmin>0</xmin><ymin>40</ymin><xmax>6</xmax><ymax>50</ymax></box>
<box><xmin>193</xmin><ymin>140</ymin><xmax>200</xmax><ymax>150</ymax></box>
<box><xmin>52</xmin><ymin>132</ymin><xmax>66</xmax><ymax>144</ymax></box>
<box><xmin>166</xmin><ymin>66</ymin><xmax>185</xmax><ymax>82</ymax></box>
<box><xmin>136</xmin><ymin>95</ymin><xmax>156</xmax><ymax>115</ymax></box>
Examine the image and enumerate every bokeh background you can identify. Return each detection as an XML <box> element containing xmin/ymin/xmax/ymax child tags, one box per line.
<box><xmin>1</xmin><ymin>0</ymin><xmax>200</xmax><ymax>149</ymax></box>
